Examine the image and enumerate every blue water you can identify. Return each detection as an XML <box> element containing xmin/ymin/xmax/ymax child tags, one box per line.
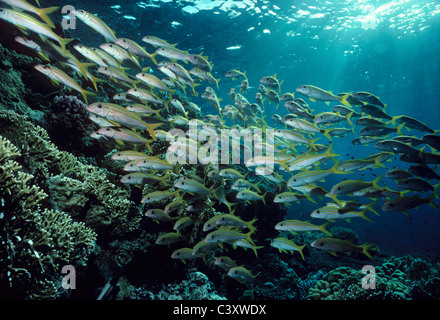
<box><xmin>2</xmin><ymin>0</ymin><xmax>440</xmax><ymax>297</ymax></box>
<box><xmin>56</xmin><ymin>0</ymin><xmax>440</xmax><ymax>258</ymax></box>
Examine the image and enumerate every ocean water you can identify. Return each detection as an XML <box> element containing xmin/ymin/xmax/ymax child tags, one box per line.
<box><xmin>51</xmin><ymin>0</ymin><xmax>440</xmax><ymax>257</ymax></box>
<box><xmin>1</xmin><ymin>0</ymin><xmax>440</xmax><ymax>300</ymax></box>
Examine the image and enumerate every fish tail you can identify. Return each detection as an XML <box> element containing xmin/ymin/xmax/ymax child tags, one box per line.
<box><xmin>345</xmin><ymin>111</ymin><xmax>353</xmax><ymax>126</ymax></box>
<box><xmin>366</xmin><ymin>199</ymin><xmax>380</xmax><ymax>216</ymax></box>
<box><xmin>145</xmin><ymin>140</ymin><xmax>153</xmax><ymax>153</ymax></box>
<box><xmin>320</xmin><ymin>221</ymin><xmax>333</xmax><ymax>236</ymax></box>
<box><xmin>372</xmin><ymin>174</ymin><xmax>383</xmax><ymax>189</ymax></box>
<box><xmin>150</xmin><ymin>52</ymin><xmax>158</xmax><ymax>65</ymax></box>
<box><xmin>80</xmin><ymin>89</ymin><xmax>95</xmax><ymax>104</ymax></box>
<box><xmin>328</xmin><ymin>193</ymin><xmax>343</xmax><ymax>206</ymax></box>
<box><xmin>338</xmin><ymin>92</ymin><xmax>352</xmax><ymax>108</ymax></box>
<box><xmin>360</xmin><ymin>242</ymin><xmax>374</xmax><ymax>259</ymax></box>
<box><xmin>146</xmin><ymin>122</ymin><xmax>162</xmax><ymax>141</ymax></box>
<box><xmin>57</xmin><ymin>37</ymin><xmax>74</xmax><ymax>53</ymax></box>
<box><xmin>373</xmin><ymin>156</ymin><xmax>386</xmax><ymax>168</ymax></box>
<box><xmin>37</xmin><ymin>6</ymin><xmax>59</xmax><ymax>29</ymax></box>
<box><xmin>396</xmin><ymin>122</ymin><xmax>406</xmax><ymax>135</ymax></box>
<box><xmin>246</xmin><ymin>217</ymin><xmax>258</xmax><ymax>233</ymax></box>
<box><xmin>330</xmin><ymin>159</ymin><xmax>347</xmax><ymax>175</ymax></box>
<box><xmin>390</xmin><ymin>116</ymin><xmax>398</xmax><ymax>126</ymax></box>
<box><xmin>215</xmin><ymin>77</ymin><xmax>220</xmax><ymax>90</ymax></box>
<box><xmin>261</xmin><ymin>192</ymin><xmax>267</xmax><ymax>206</ymax></box>
<box><xmin>245</xmin><ymin>229</ymin><xmax>256</xmax><ymax>246</ymax></box>
<box><xmin>298</xmin><ymin>244</ymin><xmax>306</xmax><ymax>261</ymax></box>
<box><xmin>322</xmin><ymin>128</ymin><xmax>332</xmax><ymax>141</ymax></box>
<box><xmin>359</xmin><ymin>208</ymin><xmax>374</xmax><ymax>223</ymax></box>
<box><xmin>309</xmin><ymin>137</ymin><xmax>320</xmax><ymax>151</ymax></box>
<box><xmin>427</xmin><ymin>193</ymin><xmax>438</xmax><ymax>209</ymax></box>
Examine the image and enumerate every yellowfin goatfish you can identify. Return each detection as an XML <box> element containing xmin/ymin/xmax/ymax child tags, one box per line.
<box><xmin>87</xmin><ymin>102</ymin><xmax>161</xmax><ymax>139</ymax></box>
<box><xmin>100</xmin><ymin>43</ymin><xmax>142</xmax><ymax>70</ymax></box>
<box><xmin>34</xmin><ymin>64</ymin><xmax>95</xmax><ymax>103</ymax></box>
<box><xmin>74</xmin><ymin>9</ymin><xmax>117</xmax><ymax>42</ymax></box>
<box><xmin>141</xmin><ymin>35</ymin><xmax>177</xmax><ymax>48</ymax></box>
<box><xmin>97</xmin><ymin>127</ymin><xmax>153</xmax><ymax>151</ymax></box>
<box><xmin>116</xmin><ymin>38</ymin><xmax>158</xmax><ymax>64</ymax></box>
<box><xmin>296</xmin><ymin>85</ymin><xmax>351</xmax><ymax>108</ymax></box>
<box><xmin>275</xmin><ymin>219</ymin><xmax>333</xmax><ymax>236</ymax></box>
<box><xmin>310</xmin><ymin>238</ymin><xmax>373</xmax><ymax>259</ymax></box>
<box><xmin>141</xmin><ymin>190</ymin><xmax>180</xmax><ymax>204</ymax></box>
<box><xmin>227</xmin><ymin>266</ymin><xmax>259</xmax><ymax>284</ymax></box>
<box><xmin>270</xmin><ymin>237</ymin><xmax>306</xmax><ymax>260</ymax></box>
<box><xmin>0</xmin><ymin>0</ymin><xmax>58</xmax><ymax>28</ymax></box>
<box><xmin>287</xmin><ymin>160</ymin><xmax>346</xmax><ymax>187</ymax></box>
<box><xmin>135</xmin><ymin>72</ymin><xmax>173</xmax><ymax>92</ymax></box>
<box><xmin>135</xmin><ymin>156</ymin><xmax>176</xmax><ymax>171</ymax></box>
<box><xmin>0</xmin><ymin>8</ymin><xmax>72</xmax><ymax>51</ymax></box>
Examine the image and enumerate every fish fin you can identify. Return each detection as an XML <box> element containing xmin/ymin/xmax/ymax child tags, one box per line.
<box><xmin>322</xmin><ymin>128</ymin><xmax>332</xmax><ymax>141</ymax></box>
<box><xmin>345</xmin><ymin>111</ymin><xmax>353</xmax><ymax>126</ymax></box>
<box><xmin>329</xmin><ymin>252</ymin><xmax>338</xmax><ymax>257</ymax></box>
<box><xmin>37</xmin><ymin>6</ymin><xmax>60</xmax><ymax>29</ymax></box>
<box><xmin>396</xmin><ymin>122</ymin><xmax>406</xmax><ymax>135</ymax></box>
<box><xmin>80</xmin><ymin>89</ymin><xmax>96</xmax><ymax>104</ymax></box>
<box><xmin>320</xmin><ymin>221</ymin><xmax>333</xmax><ymax>236</ymax></box>
<box><xmin>338</xmin><ymin>92</ymin><xmax>352</xmax><ymax>108</ymax></box>
<box><xmin>360</xmin><ymin>242</ymin><xmax>374</xmax><ymax>259</ymax></box>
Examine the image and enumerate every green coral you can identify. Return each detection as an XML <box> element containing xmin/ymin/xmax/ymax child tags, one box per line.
<box><xmin>0</xmin><ymin>110</ymin><xmax>141</xmax><ymax>232</ymax></box>
<box><xmin>0</xmin><ymin>135</ymin><xmax>96</xmax><ymax>299</ymax></box>
<box><xmin>307</xmin><ymin>256</ymin><xmax>440</xmax><ymax>300</ymax></box>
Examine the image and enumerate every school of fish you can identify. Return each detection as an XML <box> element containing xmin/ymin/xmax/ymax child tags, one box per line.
<box><xmin>2</xmin><ymin>0</ymin><xmax>440</xmax><ymax>284</ymax></box>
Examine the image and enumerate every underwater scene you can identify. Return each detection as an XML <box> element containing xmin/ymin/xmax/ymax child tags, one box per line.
<box><xmin>0</xmin><ymin>0</ymin><xmax>440</xmax><ymax>303</ymax></box>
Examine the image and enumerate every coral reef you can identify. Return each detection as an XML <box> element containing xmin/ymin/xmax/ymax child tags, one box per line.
<box><xmin>0</xmin><ymin>110</ymin><xmax>141</xmax><ymax>233</ymax></box>
<box><xmin>0</xmin><ymin>135</ymin><xmax>96</xmax><ymax>299</ymax></box>
<box><xmin>123</xmin><ymin>270</ymin><xmax>226</xmax><ymax>300</ymax></box>
<box><xmin>307</xmin><ymin>255</ymin><xmax>440</xmax><ymax>300</ymax></box>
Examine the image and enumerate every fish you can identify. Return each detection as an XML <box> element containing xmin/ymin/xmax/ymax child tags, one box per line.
<box><xmin>135</xmin><ymin>72</ymin><xmax>173</xmax><ymax>92</ymax></box>
<box><xmin>204</xmin><ymin>228</ymin><xmax>255</xmax><ymax>246</ymax></box>
<box><xmin>385</xmin><ymin>169</ymin><xmax>413</xmax><ymax>180</ymax></box>
<box><xmin>135</xmin><ymin>157</ymin><xmax>176</xmax><ymax>171</ymax></box>
<box><xmin>352</xmin><ymin>91</ymin><xmax>386</xmax><ymax>108</ymax></box>
<box><xmin>287</xmin><ymin>160</ymin><xmax>347</xmax><ymax>187</ymax></box>
<box><xmin>120</xmin><ymin>172</ymin><xmax>170</xmax><ymax>185</ymax></box>
<box><xmin>141</xmin><ymin>190</ymin><xmax>180</xmax><ymax>204</ymax></box>
<box><xmin>97</xmin><ymin>66</ymin><xmax>138</xmax><ymax>85</ymax></box>
<box><xmin>374</xmin><ymin>139</ymin><xmax>421</xmax><ymax>155</ymax></box>
<box><xmin>280</xmin><ymin>93</ymin><xmax>295</xmax><ymax>101</ymax></box>
<box><xmin>396</xmin><ymin>178</ymin><xmax>435</xmax><ymax>193</ymax></box>
<box><xmin>141</xmin><ymin>35</ymin><xmax>177</xmax><ymax>48</ymax></box>
<box><xmin>174</xmin><ymin>176</ymin><xmax>212</xmax><ymax>195</ymax></box>
<box><xmin>274</xmin><ymin>129</ymin><xmax>320</xmax><ymax>150</ymax></box>
<box><xmin>145</xmin><ymin>208</ymin><xmax>174</xmax><ymax>223</ymax></box>
<box><xmin>231</xmin><ymin>239</ymin><xmax>264</xmax><ymax>258</ymax></box>
<box><xmin>97</xmin><ymin>127</ymin><xmax>153</xmax><ymax>151</ymax></box>
<box><xmin>273</xmin><ymin>192</ymin><xmax>311</xmax><ymax>204</ymax></box>
<box><xmin>171</xmin><ymin>248</ymin><xmax>202</xmax><ymax>264</ymax></box>
<box><xmin>87</xmin><ymin>102</ymin><xmax>161</xmax><ymax>139</ymax></box>
<box><xmin>115</xmin><ymin>38</ymin><xmax>158</xmax><ymax>64</ymax></box>
<box><xmin>274</xmin><ymin>219</ymin><xmax>333</xmax><ymax>236</ymax></box>
<box><xmin>34</xmin><ymin>64</ymin><xmax>95</xmax><ymax>103</ymax></box>
<box><xmin>236</xmin><ymin>189</ymin><xmax>267</xmax><ymax>205</ymax></box>
<box><xmin>186</xmin><ymin>54</ymin><xmax>212</xmax><ymax>72</ymax></box>
<box><xmin>295</xmin><ymin>85</ymin><xmax>351</xmax><ymax>107</ymax></box>
<box><xmin>284</xmin><ymin>101</ymin><xmax>315</xmax><ymax>120</ymax></box>
<box><xmin>225</xmin><ymin>69</ymin><xmax>247</xmax><ymax>81</ymax></box>
<box><xmin>422</xmin><ymin>134</ymin><xmax>440</xmax><ymax>152</ymax></box>
<box><xmin>382</xmin><ymin>194</ymin><xmax>437</xmax><ymax>212</ymax></box>
<box><xmin>74</xmin><ymin>45</ymin><xmax>109</xmax><ymax>66</ymax></box>
<box><xmin>286</xmin><ymin>146</ymin><xmax>338</xmax><ymax>171</ymax></box>
<box><xmin>155</xmin><ymin>46</ymin><xmax>190</xmax><ymax>63</ymax></box>
<box><xmin>173</xmin><ymin>216</ymin><xmax>194</xmax><ymax>231</ymax></box>
<box><xmin>270</xmin><ymin>237</ymin><xmax>306</xmax><ymax>260</ymax></box>
<box><xmin>395</xmin><ymin>116</ymin><xmax>435</xmax><ymax>133</ymax></box>
<box><xmin>0</xmin><ymin>8</ymin><xmax>72</xmax><ymax>51</ymax></box>
<box><xmin>351</xmin><ymin>136</ymin><xmax>382</xmax><ymax>146</ymax></box>
<box><xmin>408</xmin><ymin>164</ymin><xmax>440</xmax><ymax>181</ymax></box>
<box><xmin>260</xmin><ymin>74</ymin><xmax>283</xmax><ymax>92</ymax></box>
<box><xmin>392</xmin><ymin>135</ymin><xmax>425</xmax><ymax>146</ymax></box>
<box><xmin>360</xmin><ymin>104</ymin><xmax>396</xmax><ymax>124</ymax></box>
<box><xmin>314</xmin><ymin>111</ymin><xmax>353</xmax><ymax>126</ymax></box>
<box><xmin>100</xmin><ymin>43</ymin><xmax>142</xmax><ymax>70</ymax></box>
<box><xmin>332</xmin><ymin>105</ymin><xmax>362</xmax><ymax>118</ymax></box>
<box><xmin>310</xmin><ymin>205</ymin><xmax>373</xmax><ymax>223</ymax></box>
<box><xmin>310</xmin><ymin>238</ymin><xmax>373</xmax><ymax>258</ymax></box>
<box><xmin>214</xmin><ymin>256</ymin><xmax>237</xmax><ymax>271</ymax></box>
<box><xmin>74</xmin><ymin>9</ymin><xmax>117</xmax><ymax>42</ymax></box>
<box><xmin>0</xmin><ymin>0</ymin><xmax>58</xmax><ymax>28</ymax></box>
<box><xmin>227</xmin><ymin>266</ymin><xmax>259</xmax><ymax>284</ymax></box>
<box><xmin>283</xmin><ymin>117</ymin><xmax>332</xmax><ymax>140</ymax></box>
<box><xmin>359</xmin><ymin>123</ymin><xmax>405</xmax><ymax>137</ymax></box>
<box><xmin>329</xmin><ymin>175</ymin><xmax>382</xmax><ymax>195</ymax></box>
<box><xmin>155</xmin><ymin>232</ymin><xmax>186</xmax><ymax>246</ymax></box>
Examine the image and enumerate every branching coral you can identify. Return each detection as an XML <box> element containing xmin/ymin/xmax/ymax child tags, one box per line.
<box><xmin>0</xmin><ymin>110</ymin><xmax>141</xmax><ymax>233</ymax></box>
<box><xmin>0</xmin><ymin>135</ymin><xmax>96</xmax><ymax>299</ymax></box>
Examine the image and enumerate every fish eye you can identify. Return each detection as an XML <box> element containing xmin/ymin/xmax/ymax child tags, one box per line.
<box><xmin>316</xmin><ymin>210</ymin><xmax>320</xmax><ymax>213</ymax></box>
<box><xmin>337</xmin><ymin>187</ymin><xmax>341</xmax><ymax>190</ymax></box>
<box><xmin>175</xmin><ymin>252</ymin><xmax>180</xmax><ymax>256</ymax></box>
<box><xmin>319</xmin><ymin>242</ymin><xmax>324</xmax><ymax>247</ymax></box>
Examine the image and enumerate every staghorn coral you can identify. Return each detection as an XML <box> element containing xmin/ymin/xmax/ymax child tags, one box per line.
<box><xmin>0</xmin><ymin>110</ymin><xmax>141</xmax><ymax>233</ymax></box>
<box><xmin>0</xmin><ymin>135</ymin><xmax>96</xmax><ymax>299</ymax></box>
